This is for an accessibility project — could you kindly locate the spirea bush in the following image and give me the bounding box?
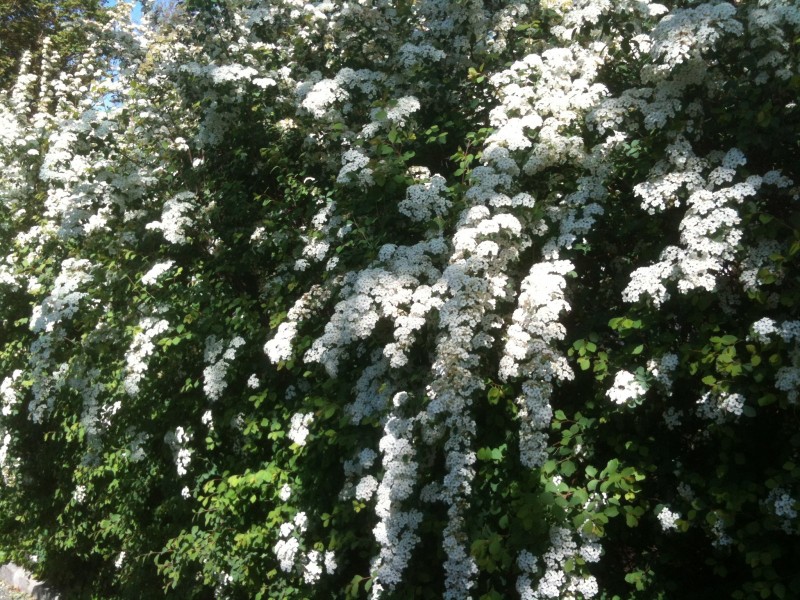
[0,0,799,598]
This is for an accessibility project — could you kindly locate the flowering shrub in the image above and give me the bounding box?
[0,0,799,598]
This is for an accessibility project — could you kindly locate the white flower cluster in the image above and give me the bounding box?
[287,412,313,446]
[487,43,608,176]
[624,145,779,305]
[209,63,258,85]
[165,426,192,477]
[711,516,733,548]
[80,376,119,462]
[695,391,746,423]
[336,148,373,188]
[297,74,347,119]
[607,370,647,405]
[128,432,149,464]
[745,320,800,404]
[145,191,197,244]
[649,3,742,70]
[385,96,420,127]
[517,527,600,599]
[124,317,170,396]
[72,484,87,504]
[346,358,394,425]
[0,432,14,485]
[657,506,681,531]
[501,260,574,379]
[274,526,300,573]
[740,240,783,292]
[398,173,450,222]
[201,410,213,430]
[265,283,335,364]
[397,42,446,68]
[776,364,800,405]
[355,475,379,501]
[646,353,679,391]
[500,260,574,467]
[141,260,175,286]
[0,370,22,417]
[30,258,95,333]
[766,488,798,533]
[303,549,336,584]
[202,335,245,402]
[343,447,378,478]
[273,511,336,582]
[304,238,446,376]
[369,394,424,598]
[750,318,800,345]
[632,139,706,215]
[279,484,292,502]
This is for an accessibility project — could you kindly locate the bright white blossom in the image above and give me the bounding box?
[607,370,647,405]
[657,507,681,531]
[288,412,313,446]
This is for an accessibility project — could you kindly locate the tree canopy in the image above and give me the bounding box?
[0,0,107,89]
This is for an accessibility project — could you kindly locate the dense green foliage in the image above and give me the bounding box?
[0,1,799,599]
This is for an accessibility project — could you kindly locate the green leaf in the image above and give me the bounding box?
[758,394,776,406]
[602,459,619,476]
[487,387,503,405]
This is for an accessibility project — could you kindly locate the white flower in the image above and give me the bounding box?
[279,484,292,501]
[124,318,170,396]
[293,511,308,533]
[324,550,337,574]
[141,260,175,286]
[203,336,244,401]
[385,95,420,127]
[607,370,647,405]
[398,174,450,222]
[300,77,347,118]
[337,148,373,188]
[166,426,192,476]
[210,63,258,84]
[72,484,87,504]
[145,191,196,244]
[751,317,778,343]
[288,412,314,446]
[274,537,299,572]
[304,550,323,584]
[657,507,680,531]
[355,475,379,501]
